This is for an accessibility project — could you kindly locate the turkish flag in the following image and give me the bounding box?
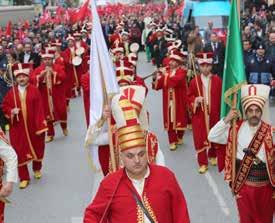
[17,29,25,41]
[5,21,12,37]
[175,2,185,16]
[76,0,90,21]
[24,20,30,30]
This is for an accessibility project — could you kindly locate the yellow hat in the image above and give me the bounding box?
[112,90,146,152]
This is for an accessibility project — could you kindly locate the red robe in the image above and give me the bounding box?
[152,67,188,130]
[162,56,170,67]
[80,72,90,126]
[84,164,190,223]
[75,40,89,76]
[188,74,222,152]
[109,33,121,46]
[62,48,83,98]
[2,85,47,166]
[30,64,67,123]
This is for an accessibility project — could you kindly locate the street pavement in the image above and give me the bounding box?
[6,52,275,223]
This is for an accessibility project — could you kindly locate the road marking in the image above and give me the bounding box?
[71,217,82,223]
[204,172,231,216]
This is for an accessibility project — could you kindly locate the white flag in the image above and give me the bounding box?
[85,0,119,170]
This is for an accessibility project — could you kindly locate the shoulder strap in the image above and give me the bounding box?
[131,191,155,223]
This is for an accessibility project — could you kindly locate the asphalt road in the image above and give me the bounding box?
[6,52,275,223]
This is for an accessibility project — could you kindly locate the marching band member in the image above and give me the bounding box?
[188,52,222,174]
[2,63,47,189]
[152,50,188,151]
[31,48,68,143]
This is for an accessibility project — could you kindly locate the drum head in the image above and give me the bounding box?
[72,56,82,66]
[130,43,140,53]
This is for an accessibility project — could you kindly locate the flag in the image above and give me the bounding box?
[220,0,246,118]
[24,20,30,30]
[76,0,90,21]
[39,10,51,25]
[163,0,169,16]
[175,1,184,16]
[85,0,119,171]
[5,21,12,37]
[17,28,25,41]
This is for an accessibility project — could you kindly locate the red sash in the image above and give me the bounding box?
[233,122,270,194]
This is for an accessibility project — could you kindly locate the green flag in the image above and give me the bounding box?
[220,0,246,118]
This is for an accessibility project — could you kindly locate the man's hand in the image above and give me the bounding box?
[103,105,111,119]
[224,109,238,124]
[271,80,275,87]
[39,70,47,78]
[195,96,204,108]
[11,108,20,115]
[0,182,13,197]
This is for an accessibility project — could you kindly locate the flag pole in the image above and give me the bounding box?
[231,92,237,193]
[100,64,117,173]
[237,0,241,27]
[107,96,117,172]
[232,0,241,194]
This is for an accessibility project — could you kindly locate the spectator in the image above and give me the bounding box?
[265,32,275,59]
[187,25,203,55]
[246,42,274,85]
[0,46,8,67]
[18,42,40,68]
[204,21,214,43]
[204,32,225,78]
[243,39,254,65]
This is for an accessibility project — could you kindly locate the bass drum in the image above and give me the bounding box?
[130,42,140,53]
[72,56,82,66]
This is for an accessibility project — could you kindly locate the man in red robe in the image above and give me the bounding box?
[188,52,222,174]
[84,97,189,223]
[152,50,188,150]
[31,49,67,143]
[208,84,275,223]
[2,63,48,189]
[62,36,82,100]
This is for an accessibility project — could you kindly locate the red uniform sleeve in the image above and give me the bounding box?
[166,69,187,88]
[53,65,66,85]
[187,78,198,114]
[83,181,111,223]
[30,66,44,87]
[169,173,190,223]
[61,50,71,65]
[152,73,165,90]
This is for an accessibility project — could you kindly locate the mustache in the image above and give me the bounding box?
[249,116,260,121]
